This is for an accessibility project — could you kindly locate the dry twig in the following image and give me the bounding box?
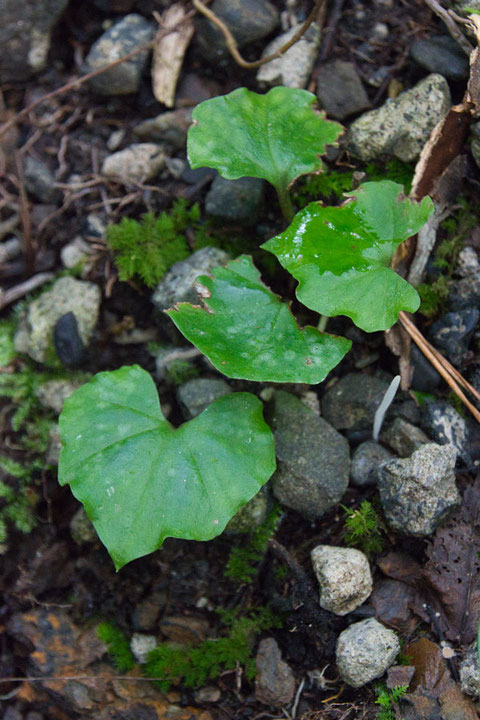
[192,0,325,69]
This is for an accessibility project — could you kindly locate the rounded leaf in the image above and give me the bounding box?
[187,87,343,192]
[58,366,275,569]
[263,181,433,332]
[166,255,351,383]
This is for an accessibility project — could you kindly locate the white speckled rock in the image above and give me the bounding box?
[13,277,100,364]
[130,633,157,664]
[257,23,321,89]
[311,545,372,615]
[336,618,400,687]
[348,74,451,161]
[102,144,165,183]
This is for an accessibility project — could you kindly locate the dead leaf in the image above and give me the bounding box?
[152,3,195,107]
[386,664,415,689]
[371,579,419,634]
[422,477,480,644]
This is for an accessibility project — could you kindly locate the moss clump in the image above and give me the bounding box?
[97,622,136,672]
[224,504,283,584]
[144,606,282,691]
[375,684,408,720]
[342,499,384,557]
[106,199,204,287]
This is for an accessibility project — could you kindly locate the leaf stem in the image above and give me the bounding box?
[276,185,295,223]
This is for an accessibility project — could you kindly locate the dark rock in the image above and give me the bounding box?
[54,312,86,367]
[420,400,470,463]
[350,440,394,486]
[410,343,441,392]
[3,708,22,720]
[255,637,295,705]
[131,591,167,632]
[134,108,193,150]
[321,373,390,431]
[205,176,264,224]
[378,443,460,536]
[270,391,350,519]
[0,0,69,82]
[316,60,371,120]
[447,274,480,311]
[175,72,222,108]
[177,378,232,419]
[429,308,479,367]
[411,35,469,81]
[196,0,279,62]
[152,247,230,312]
[24,157,59,203]
[83,14,155,95]
[181,164,216,185]
[382,417,430,457]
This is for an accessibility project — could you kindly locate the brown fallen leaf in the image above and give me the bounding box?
[422,477,480,644]
[152,3,195,107]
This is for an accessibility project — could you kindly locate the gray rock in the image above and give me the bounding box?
[152,246,230,311]
[205,176,264,225]
[316,60,370,120]
[134,108,193,151]
[177,377,232,419]
[447,274,480,311]
[371,22,389,42]
[420,401,469,463]
[457,247,480,277]
[411,35,469,81]
[348,74,451,162]
[270,391,350,519]
[196,0,279,62]
[336,618,400,688]
[471,121,480,170]
[257,23,321,89]
[102,143,165,183]
[83,14,155,95]
[24,157,59,203]
[36,379,83,414]
[225,486,269,534]
[14,277,100,364]
[311,546,372,615]
[130,633,157,664]
[321,373,390,432]
[410,343,441,392]
[382,417,430,457]
[255,637,295,705]
[378,443,460,536]
[69,506,98,545]
[460,641,479,698]
[0,0,69,82]
[46,425,61,466]
[429,308,479,367]
[350,440,394,486]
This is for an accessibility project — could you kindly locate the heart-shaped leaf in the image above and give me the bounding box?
[187,87,343,196]
[58,365,275,569]
[166,255,351,383]
[263,181,433,332]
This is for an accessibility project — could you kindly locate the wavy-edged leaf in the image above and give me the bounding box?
[58,365,275,569]
[187,87,343,194]
[166,255,351,383]
[263,181,433,332]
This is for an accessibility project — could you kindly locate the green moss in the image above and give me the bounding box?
[97,621,136,672]
[224,504,283,583]
[144,605,282,691]
[417,275,449,318]
[0,319,16,366]
[375,684,408,719]
[342,499,384,557]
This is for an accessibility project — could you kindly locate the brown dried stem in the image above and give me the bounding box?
[398,311,480,424]
[192,0,325,69]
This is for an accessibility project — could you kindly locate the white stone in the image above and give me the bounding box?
[457,247,480,277]
[102,143,165,183]
[130,633,157,664]
[336,618,400,688]
[257,23,321,89]
[311,545,372,615]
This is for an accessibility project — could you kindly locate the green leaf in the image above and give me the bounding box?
[187,87,343,195]
[58,366,275,570]
[263,181,433,332]
[166,255,351,383]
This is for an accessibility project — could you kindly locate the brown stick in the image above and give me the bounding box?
[0,9,196,141]
[192,0,325,69]
[14,151,34,276]
[398,311,480,424]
